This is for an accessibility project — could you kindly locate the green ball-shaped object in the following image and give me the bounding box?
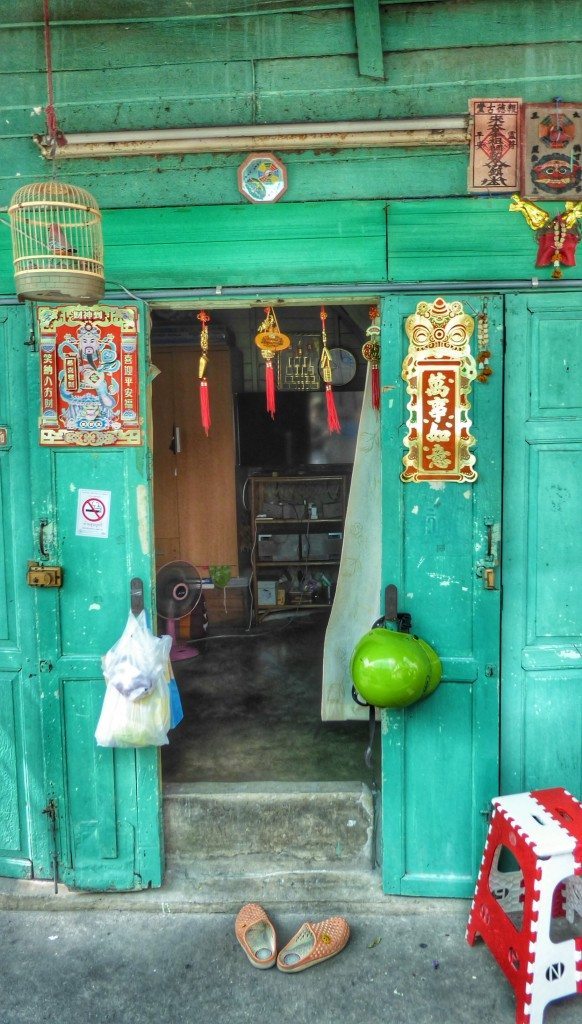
[350,628,432,708]
[415,637,442,698]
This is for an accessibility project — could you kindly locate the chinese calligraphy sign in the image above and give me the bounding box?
[468,98,520,193]
[401,297,477,483]
[36,304,141,447]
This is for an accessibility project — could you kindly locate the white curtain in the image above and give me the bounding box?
[321,367,382,721]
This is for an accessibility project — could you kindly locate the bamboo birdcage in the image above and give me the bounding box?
[8,181,104,303]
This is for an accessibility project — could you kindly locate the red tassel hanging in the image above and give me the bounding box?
[371,364,380,410]
[319,306,341,434]
[200,378,211,435]
[363,305,381,411]
[197,310,211,435]
[265,360,276,417]
[325,384,341,432]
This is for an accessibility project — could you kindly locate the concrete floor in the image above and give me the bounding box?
[161,612,378,785]
[3,907,581,1024]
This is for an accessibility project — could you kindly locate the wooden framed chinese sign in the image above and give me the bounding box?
[468,98,520,193]
[37,305,141,446]
[401,297,477,483]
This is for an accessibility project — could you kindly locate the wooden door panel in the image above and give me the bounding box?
[0,308,49,881]
[152,344,239,575]
[502,294,582,798]
[381,293,503,897]
[30,302,163,891]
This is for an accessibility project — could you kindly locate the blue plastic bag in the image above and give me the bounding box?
[168,676,184,729]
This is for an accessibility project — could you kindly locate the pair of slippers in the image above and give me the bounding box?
[235,903,349,973]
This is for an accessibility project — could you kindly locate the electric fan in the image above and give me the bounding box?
[156,560,203,661]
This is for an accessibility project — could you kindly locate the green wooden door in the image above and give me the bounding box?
[0,306,51,879]
[502,292,582,799]
[380,293,503,896]
[28,301,162,891]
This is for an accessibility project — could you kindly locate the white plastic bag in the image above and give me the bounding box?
[95,611,172,747]
[102,611,167,701]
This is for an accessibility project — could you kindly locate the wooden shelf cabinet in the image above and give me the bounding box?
[250,474,347,619]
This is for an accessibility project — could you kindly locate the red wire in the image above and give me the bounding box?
[43,0,62,142]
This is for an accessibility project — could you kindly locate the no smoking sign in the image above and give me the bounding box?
[76,488,111,539]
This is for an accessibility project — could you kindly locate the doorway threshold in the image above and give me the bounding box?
[163,779,380,911]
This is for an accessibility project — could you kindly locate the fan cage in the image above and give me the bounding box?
[8,181,105,303]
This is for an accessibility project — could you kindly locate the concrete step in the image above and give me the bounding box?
[163,781,375,872]
[162,780,378,909]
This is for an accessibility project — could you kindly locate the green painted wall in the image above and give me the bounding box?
[1,197,575,296]
[1,1,580,210]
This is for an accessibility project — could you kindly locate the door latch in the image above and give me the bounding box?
[42,798,59,894]
[476,520,500,589]
[27,561,63,587]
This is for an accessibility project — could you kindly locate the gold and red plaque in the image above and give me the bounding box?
[36,305,141,447]
[401,297,477,483]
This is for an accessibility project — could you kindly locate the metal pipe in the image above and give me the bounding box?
[119,279,582,304]
[1,278,580,306]
[35,116,469,159]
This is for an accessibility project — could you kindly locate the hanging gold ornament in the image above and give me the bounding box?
[476,308,492,383]
[510,194,581,279]
[362,305,381,410]
[319,306,341,433]
[254,307,290,417]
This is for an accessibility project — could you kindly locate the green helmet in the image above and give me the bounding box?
[350,628,440,709]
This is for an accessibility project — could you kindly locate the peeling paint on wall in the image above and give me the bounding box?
[136,484,150,555]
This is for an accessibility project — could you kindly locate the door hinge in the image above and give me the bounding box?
[42,798,59,894]
[24,326,37,351]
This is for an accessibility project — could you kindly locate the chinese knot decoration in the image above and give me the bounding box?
[319,306,341,433]
[401,297,477,483]
[197,310,211,435]
[509,194,582,278]
[254,307,290,417]
[476,309,492,383]
[362,305,381,410]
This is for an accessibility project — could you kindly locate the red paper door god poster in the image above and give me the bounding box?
[36,305,141,447]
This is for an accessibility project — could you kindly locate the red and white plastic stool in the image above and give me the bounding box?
[466,787,582,1024]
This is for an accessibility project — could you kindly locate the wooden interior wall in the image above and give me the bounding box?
[1,1,580,211]
[151,344,239,578]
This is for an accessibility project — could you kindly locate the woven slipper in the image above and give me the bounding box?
[235,903,277,969]
[276,916,349,972]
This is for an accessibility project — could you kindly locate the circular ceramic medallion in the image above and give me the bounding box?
[238,152,288,203]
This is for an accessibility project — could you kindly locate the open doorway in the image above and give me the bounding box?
[150,303,378,784]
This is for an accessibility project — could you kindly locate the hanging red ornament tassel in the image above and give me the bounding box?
[254,307,291,418]
[265,359,276,416]
[362,305,381,411]
[319,306,341,433]
[197,310,211,435]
